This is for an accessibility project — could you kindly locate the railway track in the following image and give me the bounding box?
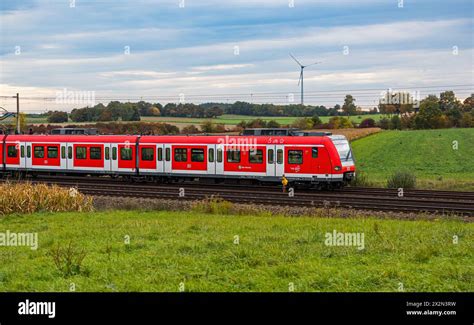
[2,175,473,216]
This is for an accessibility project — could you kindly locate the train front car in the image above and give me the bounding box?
[328,135,356,185]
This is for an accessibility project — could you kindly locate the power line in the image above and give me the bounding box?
[7,86,472,102]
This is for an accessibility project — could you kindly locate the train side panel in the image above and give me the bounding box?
[171,144,207,173]
[223,145,267,175]
[1,134,353,185]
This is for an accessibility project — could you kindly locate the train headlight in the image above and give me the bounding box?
[334,166,342,171]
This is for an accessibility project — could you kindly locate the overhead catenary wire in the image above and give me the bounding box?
[2,84,471,102]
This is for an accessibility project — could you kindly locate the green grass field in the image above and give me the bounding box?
[351,128,474,190]
[0,210,472,292]
[140,114,382,126]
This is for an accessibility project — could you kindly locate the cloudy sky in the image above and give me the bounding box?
[0,0,473,112]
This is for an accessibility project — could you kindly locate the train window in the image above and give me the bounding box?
[61,146,66,159]
[112,147,117,160]
[34,146,44,158]
[268,149,274,164]
[209,148,215,163]
[165,148,170,161]
[277,149,283,164]
[227,150,240,163]
[141,148,154,161]
[191,148,204,162]
[27,146,31,158]
[90,147,102,160]
[105,147,110,160]
[76,146,87,159]
[7,145,17,158]
[249,149,263,164]
[120,148,133,160]
[288,150,303,164]
[174,148,187,162]
[48,146,58,158]
[68,147,73,159]
[20,145,25,158]
[312,147,319,158]
[158,148,163,161]
[217,148,223,162]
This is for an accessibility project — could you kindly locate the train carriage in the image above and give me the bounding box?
[1,133,355,187]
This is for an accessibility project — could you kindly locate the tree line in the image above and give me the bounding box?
[47,98,374,123]
[376,91,473,129]
[44,91,473,130]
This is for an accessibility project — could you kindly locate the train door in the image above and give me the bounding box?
[18,142,26,169]
[59,143,67,170]
[5,141,21,169]
[111,143,118,172]
[66,143,73,170]
[163,144,172,173]
[266,145,275,177]
[215,143,224,175]
[275,145,284,177]
[103,143,112,172]
[25,142,32,169]
[156,144,164,173]
[207,144,216,174]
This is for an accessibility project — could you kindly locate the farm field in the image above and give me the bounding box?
[142,114,383,126]
[0,210,472,292]
[1,114,383,128]
[351,128,474,190]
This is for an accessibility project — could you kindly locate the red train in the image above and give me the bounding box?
[0,133,355,188]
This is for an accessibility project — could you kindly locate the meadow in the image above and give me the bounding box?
[0,210,472,292]
[142,114,383,127]
[351,128,474,190]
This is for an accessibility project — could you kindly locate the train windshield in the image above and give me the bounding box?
[329,136,354,163]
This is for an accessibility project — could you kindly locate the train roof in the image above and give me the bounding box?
[4,134,337,145]
[140,135,334,145]
[3,135,137,143]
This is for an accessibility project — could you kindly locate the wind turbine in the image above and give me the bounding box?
[290,53,321,105]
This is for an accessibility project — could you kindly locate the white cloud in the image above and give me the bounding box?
[192,64,254,71]
[0,13,472,112]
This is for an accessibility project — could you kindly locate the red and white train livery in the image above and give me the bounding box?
[0,134,355,187]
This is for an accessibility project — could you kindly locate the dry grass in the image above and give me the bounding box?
[0,182,93,215]
[50,241,88,277]
[191,196,234,214]
[319,128,382,141]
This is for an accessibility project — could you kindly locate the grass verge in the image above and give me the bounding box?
[351,128,474,190]
[0,209,472,292]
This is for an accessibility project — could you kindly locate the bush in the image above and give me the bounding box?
[386,171,417,189]
[390,116,402,130]
[214,124,227,133]
[181,125,200,134]
[47,111,68,123]
[192,196,233,214]
[291,117,314,129]
[378,118,390,129]
[50,241,87,277]
[266,120,281,128]
[0,182,93,215]
[359,118,375,128]
[328,116,353,129]
[350,171,373,187]
[459,112,473,127]
[311,115,322,127]
[400,115,414,129]
[201,120,215,133]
